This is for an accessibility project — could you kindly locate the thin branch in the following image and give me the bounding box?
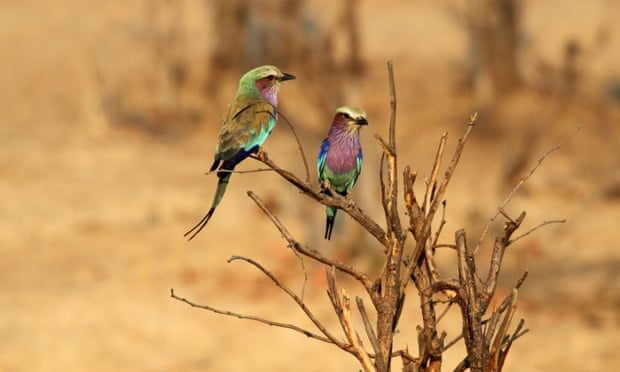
[375,133,402,240]
[375,134,396,157]
[497,330,529,372]
[278,110,311,183]
[206,168,276,175]
[325,267,345,329]
[475,126,580,253]
[248,191,373,293]
[392,349,418,362]
[226,256,347,349]
[484,303,502,346]
[377,136,392,237]
[506,319,528,346]
[403,166,423,239]
[490,289,519,370]
[436,300,454,325]
[387,60,397,148]
[495,271,529,316]
[484,272,529,344]
[481,211,525,309]
[357,296,382,358]
[453,357,469,372]
[425,199,447,283]
[427,279,461,296]
[377,135,403,258]
[404,113,477,293]
[325,267,343,323]
[289,240,309,301]
[416,325,428,366]
[424,132,448,214]
[498,208,514,222]
[431,200,448,249]
[326,267,375,371]
[515,270,529,289]
[456,229,478,313]
[392,348,419,371]
[443,332,464,351]
[342,291,375,372]
[495,319,530,372]
[509,325,530,344]
[378,59,404,242]
[218,170,308,298]
[434,243,457,250]
[170,288,332,344]
[510,219,566,243]
[250,152,389,247]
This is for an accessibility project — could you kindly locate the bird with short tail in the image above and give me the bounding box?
[185,65,295,240]
[317,106,368,240]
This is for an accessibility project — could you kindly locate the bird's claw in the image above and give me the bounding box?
[320,180,334,195]
[256,147,268,161]
[345,195,355,208]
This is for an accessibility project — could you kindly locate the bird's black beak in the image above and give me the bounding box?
[279,72,296,81]
[356,117,368,125]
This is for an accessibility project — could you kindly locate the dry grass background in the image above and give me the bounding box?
[1,0,619,371]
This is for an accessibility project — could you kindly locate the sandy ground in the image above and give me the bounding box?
[1,0,619,371]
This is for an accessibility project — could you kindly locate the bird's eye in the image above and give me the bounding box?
[342,113,351,119]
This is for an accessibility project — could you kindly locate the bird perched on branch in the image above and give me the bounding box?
[317,106,368,240]
[185,65,295,240]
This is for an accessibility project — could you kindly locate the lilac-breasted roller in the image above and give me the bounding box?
[185,65,295,240]
[317,106,368,240]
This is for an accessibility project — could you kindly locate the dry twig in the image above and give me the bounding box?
[475,126,580,253]
[170,288,332,344]
[278,110,311,183]
[250,152,389,246]
[248,191,372,290]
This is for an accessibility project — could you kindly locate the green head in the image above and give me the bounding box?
[237,65,296,106]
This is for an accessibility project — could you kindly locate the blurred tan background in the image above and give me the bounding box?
[1,0,619,371]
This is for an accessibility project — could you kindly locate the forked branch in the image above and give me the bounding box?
[475,126,579,253]
[247,191,373,293]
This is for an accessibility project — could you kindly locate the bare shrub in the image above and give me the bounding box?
[172,62,573,372]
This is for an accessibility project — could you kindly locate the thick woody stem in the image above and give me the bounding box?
[373,60,406,372]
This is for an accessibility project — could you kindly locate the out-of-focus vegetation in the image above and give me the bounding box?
[1,0,619,371]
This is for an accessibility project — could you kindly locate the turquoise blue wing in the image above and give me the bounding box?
[317,138,329,181]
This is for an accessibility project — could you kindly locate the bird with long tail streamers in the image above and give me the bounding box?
[185,65,295,240]
[317,106,368,240]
